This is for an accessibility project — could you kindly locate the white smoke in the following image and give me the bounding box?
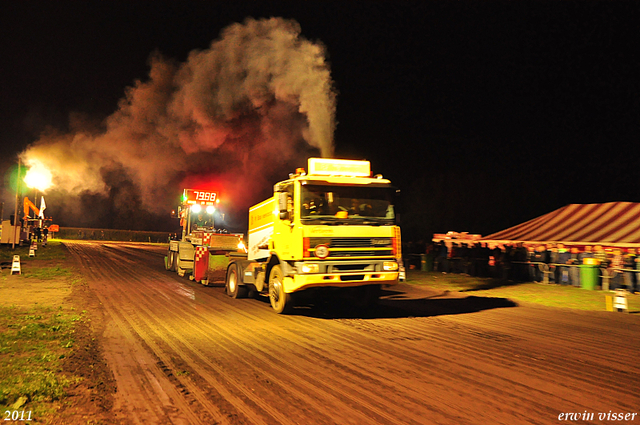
[20,17,336,218]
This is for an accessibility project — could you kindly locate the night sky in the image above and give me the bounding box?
[1,2,638,241]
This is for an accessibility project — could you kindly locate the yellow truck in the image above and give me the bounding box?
[226,158,402,313]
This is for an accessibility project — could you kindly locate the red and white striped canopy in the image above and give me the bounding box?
[482,202,640,247]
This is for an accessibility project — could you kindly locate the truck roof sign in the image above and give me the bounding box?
[183,189,218,206]
[307,158,371,177]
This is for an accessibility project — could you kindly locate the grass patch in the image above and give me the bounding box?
[23,265,72,280]
[0,240,66,262]
[406,271,640,312]
[0,305,82,417]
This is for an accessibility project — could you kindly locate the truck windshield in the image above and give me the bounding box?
[300,183,396,223]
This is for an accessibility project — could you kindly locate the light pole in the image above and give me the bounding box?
[12,159,19,249]
[21,160,53,248]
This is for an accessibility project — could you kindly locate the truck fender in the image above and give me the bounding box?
[264,254,282,282]
[264,255,296,289]
[227,258,254,287]
[169,240,179,252]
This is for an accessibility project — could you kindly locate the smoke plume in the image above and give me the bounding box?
[20,17,336,230]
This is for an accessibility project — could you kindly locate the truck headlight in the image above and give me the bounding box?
[383,261,399,271]
[301,263,319,273]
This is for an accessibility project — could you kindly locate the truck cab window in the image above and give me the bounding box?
[301,183,396,222]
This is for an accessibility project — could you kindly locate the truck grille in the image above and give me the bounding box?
[307,237,393,258]
[308,237,392,248]
[320,249,393,257]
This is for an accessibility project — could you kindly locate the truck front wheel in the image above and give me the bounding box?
[269,265,292,314]
[226,263,247,299]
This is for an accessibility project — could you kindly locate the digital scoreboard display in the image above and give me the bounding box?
[183,189,218,206]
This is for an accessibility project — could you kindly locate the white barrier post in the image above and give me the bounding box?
[613,288,629,313]
[10,255,21,275]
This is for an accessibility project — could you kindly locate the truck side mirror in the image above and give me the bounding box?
[278,192,289,220]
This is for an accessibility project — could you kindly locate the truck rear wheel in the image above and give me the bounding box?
[226,263,247,299]
[167,251,177,272]
[175,254,182,274]
[165,250,172,271]
[269,265,292,314]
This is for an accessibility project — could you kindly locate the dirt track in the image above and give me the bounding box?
[65,241,640,425]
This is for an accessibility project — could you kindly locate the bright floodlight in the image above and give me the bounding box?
[206,206,215,214]
[24,161,53,191]
[191,204,202,213]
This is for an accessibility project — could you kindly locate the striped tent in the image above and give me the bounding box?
[481,202,640,248]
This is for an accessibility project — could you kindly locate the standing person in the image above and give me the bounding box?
[469,243,480,276]
[515,243,528,281]
[35,226,42,243]
[568,247,581,287]
[435,241,448,273]
[623,248,636,293]
[532,245,548,283]
[579,246,595,263]
[449,243,459,273]
[480,243,491,277]
[594,245,608,267]
[634,249,640,294]
[42,227,49,246]
[546,244,557,283]
[502,244,513,281]
[610,249,624,290]
[489,245,502,279]
[557,244,571,285]
[527,245,537,282]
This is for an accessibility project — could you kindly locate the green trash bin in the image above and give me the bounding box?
[420,254,428,271]
[421,254,434,272]
[579,263,599,290]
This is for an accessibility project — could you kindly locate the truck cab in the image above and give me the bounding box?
[228,158,402,313]
[166,189,244,285]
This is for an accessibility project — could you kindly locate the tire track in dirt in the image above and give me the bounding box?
[116,282,443,425]
[65,241,640,425]
[363,313,638,403]
[67,242,218,424]
[74,242,359,424]
[89,243,437,425]
[70,242,476,424]
[74,240,624,422]
[68,242,274,425]
[331,311,637,414]
[182,270,636,422]
[145,274,568,420]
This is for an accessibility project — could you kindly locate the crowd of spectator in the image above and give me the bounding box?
[404,240,640,294]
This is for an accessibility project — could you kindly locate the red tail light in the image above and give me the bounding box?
[303,237,310,257]
[392,227,402,258]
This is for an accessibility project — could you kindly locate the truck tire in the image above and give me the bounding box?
[171,251,178,272]
[269,265,292,314]
[166,251,177,272]
[226,263,248,299]
[175,254,181,272]
[165,250,172,271]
